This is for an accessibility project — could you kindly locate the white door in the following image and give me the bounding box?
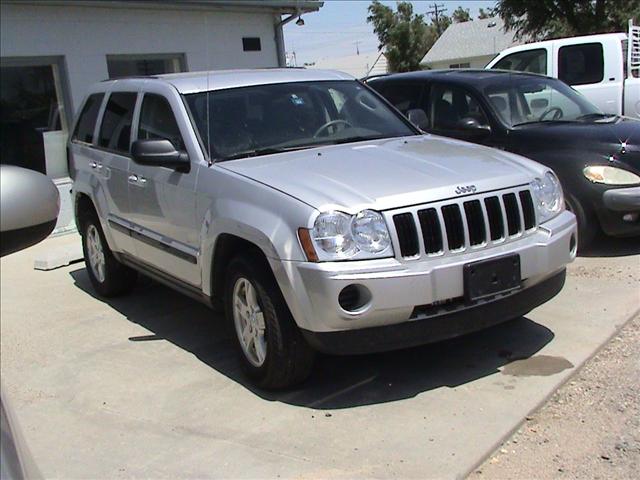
[554,40,624,115]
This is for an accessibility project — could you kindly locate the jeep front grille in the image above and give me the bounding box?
[388,187,537,260]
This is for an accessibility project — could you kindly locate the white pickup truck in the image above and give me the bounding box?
[486,20,640,119]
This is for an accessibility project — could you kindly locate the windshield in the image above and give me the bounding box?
[184,80,417,160]
[483,77,605,127]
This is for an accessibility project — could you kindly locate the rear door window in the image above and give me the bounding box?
[72,93,104,144]
[137,94,185,151]
[378,83,424,114]
[558,43,604,86]
[98,92,137,154]
[493,49,548,75]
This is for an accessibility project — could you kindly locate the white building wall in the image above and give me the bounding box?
[0,2,280,113]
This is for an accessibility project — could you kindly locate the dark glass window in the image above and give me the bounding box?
[429,84,489,131]
[242,37,262,52]
[98,92,137,154]
[493,49,548,75]
[138,94,185,151]
[378,83,423,114]
[73,93,104,144]
[558,43,604,86]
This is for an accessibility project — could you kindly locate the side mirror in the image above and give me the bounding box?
[457,117,492,136]
[0,165,59,257]
[131,139,189,171]
[406,108,429,131]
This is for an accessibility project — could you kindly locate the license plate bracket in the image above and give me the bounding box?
[464,254,521,302]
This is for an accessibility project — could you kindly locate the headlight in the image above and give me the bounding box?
[583,166,640,185]
[306,210,393,261]
[530,171,564,223]
[351,210,391,253]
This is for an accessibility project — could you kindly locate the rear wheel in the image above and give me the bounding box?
[565,194,597,251]
[225,253,315,389]
[81,213,137,297]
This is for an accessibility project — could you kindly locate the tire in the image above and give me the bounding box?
[224,253,315,389]
[564,193,597,251]
[81,212,137,297]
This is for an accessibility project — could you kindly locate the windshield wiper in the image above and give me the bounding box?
[219,145,318,161]
[576,113,616,121]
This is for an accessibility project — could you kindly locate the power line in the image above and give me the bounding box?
[427,3,448,35]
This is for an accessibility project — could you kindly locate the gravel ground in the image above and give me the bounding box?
[471,313,640,479]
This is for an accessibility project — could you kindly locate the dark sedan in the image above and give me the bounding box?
[367,70,640,248]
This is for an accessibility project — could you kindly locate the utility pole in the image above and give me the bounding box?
[427,3,448,35]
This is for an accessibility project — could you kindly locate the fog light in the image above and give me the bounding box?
[622,212,639,223]
[338,284,371,313]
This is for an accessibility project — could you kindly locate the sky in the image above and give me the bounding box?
[284,1,497,66]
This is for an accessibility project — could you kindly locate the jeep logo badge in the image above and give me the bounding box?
[455,185,477,195]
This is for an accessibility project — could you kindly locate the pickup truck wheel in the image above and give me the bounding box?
[225,254,315,389]
[81,215,137,297]
[565,194,597,251]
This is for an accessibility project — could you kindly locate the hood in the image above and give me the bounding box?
[219,135,544,211]
[512,116,640,171]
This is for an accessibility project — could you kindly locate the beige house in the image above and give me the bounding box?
[422,17,523,70]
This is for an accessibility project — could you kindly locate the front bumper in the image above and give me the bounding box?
[302,269,566,355]
[273,210,577,340]
[596,186,640,236]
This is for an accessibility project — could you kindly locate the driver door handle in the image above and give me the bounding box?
[128,174,139,184]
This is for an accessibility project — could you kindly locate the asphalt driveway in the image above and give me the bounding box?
[1,234,638,479]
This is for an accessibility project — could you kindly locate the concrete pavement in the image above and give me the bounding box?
[1,234,638,479]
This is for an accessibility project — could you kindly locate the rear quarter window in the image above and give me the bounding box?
[72,93,104,144]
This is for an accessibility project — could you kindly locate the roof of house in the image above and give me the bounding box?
[422,17,522,65]
[312,50,387,78]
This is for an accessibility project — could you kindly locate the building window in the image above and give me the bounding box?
[0,56,71,177]
[449,63,471,69]
[106,54,186,79]
[558,43,604,86]
[242,37,262,52]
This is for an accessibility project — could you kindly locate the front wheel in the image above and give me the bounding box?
[225,253,315,389]
[81,214,137,297]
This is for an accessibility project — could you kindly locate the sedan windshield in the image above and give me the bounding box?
[184,81,417,160]
[483,77,605,127]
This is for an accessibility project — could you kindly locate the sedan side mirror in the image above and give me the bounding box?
[457,117,492,136]
[406,108,429,131]
[131,139,190,171]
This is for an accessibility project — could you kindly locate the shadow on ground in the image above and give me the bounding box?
[579,232,640,258]
[71,267,556,410]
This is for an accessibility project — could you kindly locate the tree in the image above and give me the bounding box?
[478,7,494,20]
[367,1,431,72]
[495,0,640,41]
[452,6,471,23]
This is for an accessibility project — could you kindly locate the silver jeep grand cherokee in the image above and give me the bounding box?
[69,69,577,388]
